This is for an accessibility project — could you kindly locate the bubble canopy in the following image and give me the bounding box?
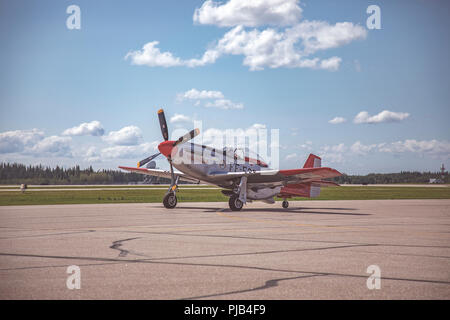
[226,147,268,167]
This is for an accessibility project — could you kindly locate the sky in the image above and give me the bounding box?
[0,0,449,175]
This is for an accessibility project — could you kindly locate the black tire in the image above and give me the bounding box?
[282,200,289,209]
[229,195,243,211]
[163,192,177,209]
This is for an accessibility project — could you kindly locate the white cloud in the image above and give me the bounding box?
[205,99,244,109]
[126,3,367,72]
[177,88,244,109]
[354,110,410,124]
[349,139,450,159]
[328,116,346,124]
[350,141,379,155]
[125,41,220,68]
[320,57,341,71]
[177,88,224,101]
[285,152,298,160]
[125,41,183,67]
[320,152,345,164]
[62,120,104,136]
[0,129,72,157]
[0,129,44,153]
[30,136,72,157]
[294,138,450,167]
[299,140,313,150]
[100,141,159,160]
[170,113,192,123]
[102,126,143,146]
[332,143,346,153]
[290,21,367,55]
[193,0,303,27]
[319,143,347,163]
[379,139,450,157]
[212,23,365,71]
[321,143,346,153]
[224,21,366,71]
[83,146,101,162]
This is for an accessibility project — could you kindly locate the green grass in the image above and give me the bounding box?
[0,189,228,206]
[0,186,449,206]
[291,186,450,201]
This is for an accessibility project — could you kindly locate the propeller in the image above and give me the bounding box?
[137,108,200,190]
[173,128,200,147]
[137,152,161,168]
[158,108,169,141]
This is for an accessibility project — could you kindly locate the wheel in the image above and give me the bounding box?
[229,195,243,211]
[163,192,177,209]
[282,200,289,209]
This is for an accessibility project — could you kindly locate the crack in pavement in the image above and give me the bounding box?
[109,237,140,257]
[181,274,326,300]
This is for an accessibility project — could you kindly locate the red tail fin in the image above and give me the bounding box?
[303,154,321,168]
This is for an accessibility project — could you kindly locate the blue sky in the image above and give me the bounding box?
[0,0,449,174]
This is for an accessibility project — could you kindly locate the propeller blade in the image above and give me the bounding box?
[173,128,200,147]
[158,108,169,141]
[137,152,161,168]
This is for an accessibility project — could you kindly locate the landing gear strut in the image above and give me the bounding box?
[282,200,289,209]
[163,175,179,209]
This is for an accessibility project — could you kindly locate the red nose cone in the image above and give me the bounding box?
[158,140,176,157]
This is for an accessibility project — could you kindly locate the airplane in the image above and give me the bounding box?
[119,109,342,211]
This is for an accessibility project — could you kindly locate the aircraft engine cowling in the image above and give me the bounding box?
[247,187,281,200]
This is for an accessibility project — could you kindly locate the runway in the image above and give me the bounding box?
[0,200,449,299]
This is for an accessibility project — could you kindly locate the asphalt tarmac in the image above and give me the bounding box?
[0,199,449,299]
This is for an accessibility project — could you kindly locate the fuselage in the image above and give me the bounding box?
[162,142,267,188]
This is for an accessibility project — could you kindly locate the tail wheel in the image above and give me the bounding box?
[229,195,243,211]
[163,192,177,209]
[282,200,289,209]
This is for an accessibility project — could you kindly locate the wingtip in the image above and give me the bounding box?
[158,108,164,114]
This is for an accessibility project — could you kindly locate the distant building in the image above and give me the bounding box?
[429,164,447,184]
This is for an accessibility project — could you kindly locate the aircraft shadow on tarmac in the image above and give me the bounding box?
[175,206,371,216]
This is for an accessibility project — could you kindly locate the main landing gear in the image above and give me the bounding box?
[229,194,244,211]
[228,176,247,211]
[282,199,289,209]
[163,192,177,209]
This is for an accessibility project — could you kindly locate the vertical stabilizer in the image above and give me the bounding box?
[303,154,321,168]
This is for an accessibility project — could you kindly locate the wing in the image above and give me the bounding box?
[118,166,201,184]
[206,167,341,186]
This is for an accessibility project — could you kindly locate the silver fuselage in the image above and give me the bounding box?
[170,142,266,188]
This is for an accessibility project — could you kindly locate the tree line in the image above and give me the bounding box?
[332,171,448,184]
[0,162,447,185]
[0,162,172,185]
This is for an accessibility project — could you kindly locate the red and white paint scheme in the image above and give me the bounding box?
[119,109,341,211]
